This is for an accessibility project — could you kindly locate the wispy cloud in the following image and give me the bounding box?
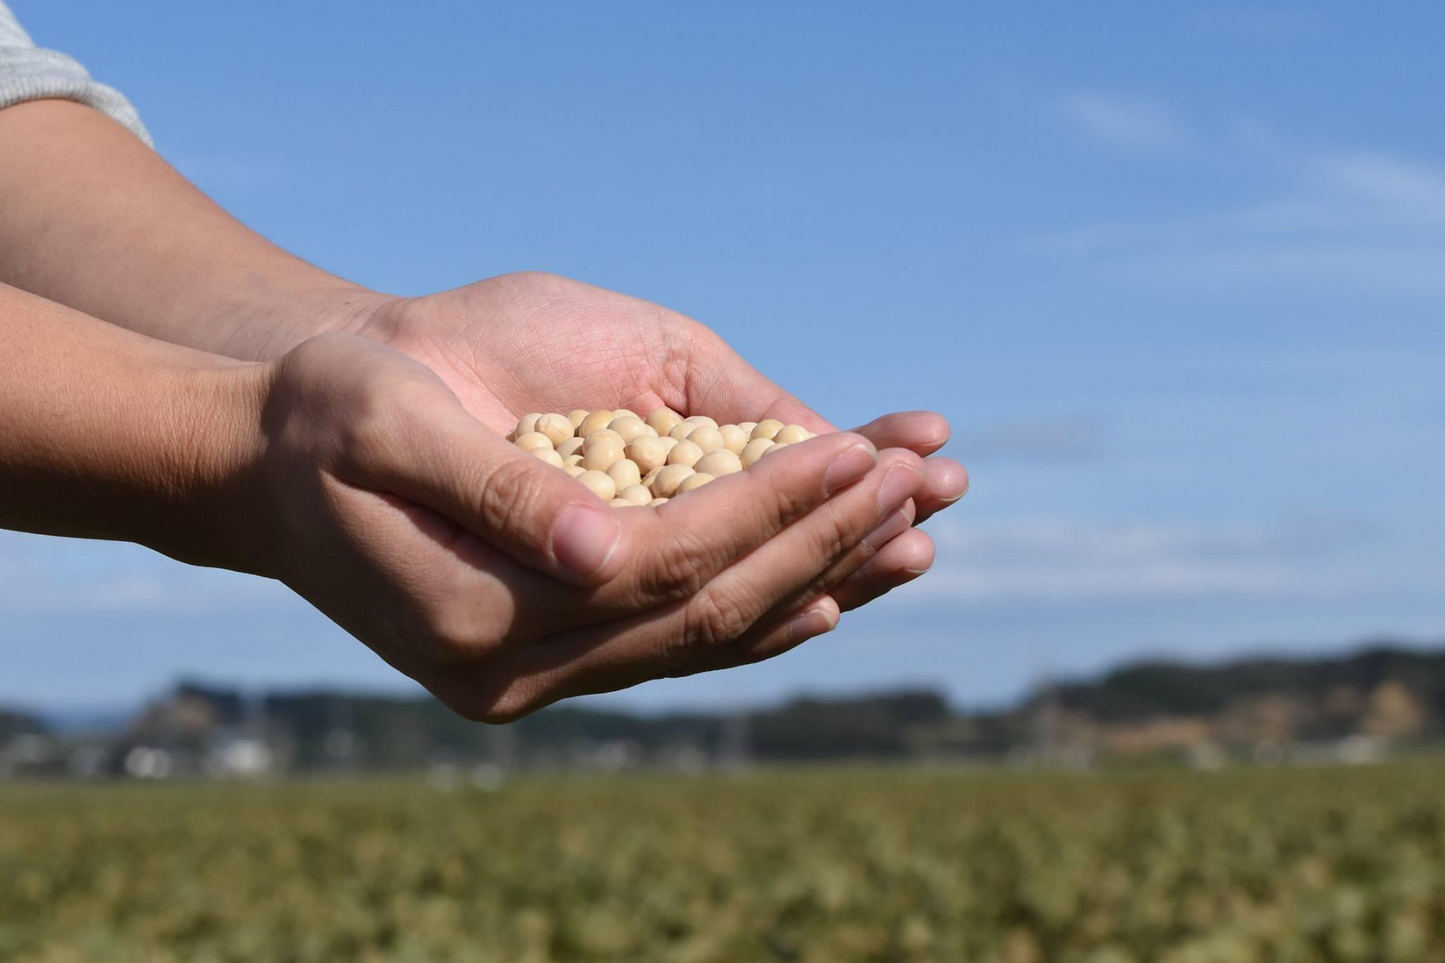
[953,416,1109,463]
[0,532,285,618]
[903,514,1395,604]
[1034,105,1445,297]
[1058,92,1190,151]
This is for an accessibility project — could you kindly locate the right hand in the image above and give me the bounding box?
[241,333,925,721]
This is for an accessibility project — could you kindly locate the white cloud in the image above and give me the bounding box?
[1058,92,1189,151]
[0,531,286,618]
[953,416,1109,463]
[900,514,1396,604]
[1312,152,1445,217]
[1031,110,1445,296]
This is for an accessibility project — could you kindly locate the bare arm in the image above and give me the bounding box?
[0,99,380,360]
[0,280,260,567]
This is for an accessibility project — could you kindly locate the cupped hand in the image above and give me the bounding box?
[249,333,927,719]
[351,271,968,611]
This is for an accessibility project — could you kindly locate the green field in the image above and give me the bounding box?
[2,764,1444,962]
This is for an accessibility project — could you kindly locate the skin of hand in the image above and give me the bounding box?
[342,271,970,614]
[249,333,930,719]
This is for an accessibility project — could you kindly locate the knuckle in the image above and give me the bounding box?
[886,448,927,475]
[474,457,550,538]
[638,529,717,601]
[445,681,535,724]
[684,588,755,650]
[811,506,857,561]
[424,611,487,665]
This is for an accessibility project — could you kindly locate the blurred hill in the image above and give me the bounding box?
[0,708,45,740]
[5,640,1445,777]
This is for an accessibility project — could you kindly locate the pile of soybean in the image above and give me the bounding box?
[510,408,816,507]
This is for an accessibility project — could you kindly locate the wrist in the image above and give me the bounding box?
[210,282,402,362]
[137,359,275,576]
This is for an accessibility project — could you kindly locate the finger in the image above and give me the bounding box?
[670,526,936,680]
[364,388,635,588]
[281,482,518,678]
[847,412,967,522]
[437,450,925,719]
[276,333,632,588]
[849,411,952,457]
[665,595,842,678]
[660,501,923,679]
[605,431,878,608]
[827,527,936,612]
[914,457,969,523]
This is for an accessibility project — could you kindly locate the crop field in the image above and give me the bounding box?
[2,764,1445,962]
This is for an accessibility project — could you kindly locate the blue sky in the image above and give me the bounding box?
[3,2,1443,713]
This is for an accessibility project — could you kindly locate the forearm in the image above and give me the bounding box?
[0,99,387,361]
[0,281,265,570]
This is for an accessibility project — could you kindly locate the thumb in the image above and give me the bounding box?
[366,400,631,586]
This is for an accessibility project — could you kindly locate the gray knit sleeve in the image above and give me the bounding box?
[0,2,152,146]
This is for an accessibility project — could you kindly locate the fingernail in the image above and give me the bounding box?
[824,444,877,495]
[876,464,922,514]
[862,506,914,554]
[787,607,837,643]
[551,504,622,582]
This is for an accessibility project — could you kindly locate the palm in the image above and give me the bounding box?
[363,270,967,538]
[373,273,696,432]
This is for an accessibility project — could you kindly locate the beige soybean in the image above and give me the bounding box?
[576,470,617,501]
[750,419,784,441]
[606,415,650,443]
[740,438,775,467]
[584,428,625,447]
[764,441,790,456]
[516,412,544,437]
[658,436,679,452]
[567,408,590,428]
[556,437,585,458]
[694,449,743,477]
[535,414,574,446]
[627,435,668,474]
[582,436,625,471]
[738,422,758,434]
[682,415,718,430]
[685,425,725,453]
[646,407,683,435]
[515,431,553,453]
[608,498,635,508]
[612,408,639,421]
[774,424,812,444]
[564,464,585,478]
[619,484,652,505]
[532,448,565,468]
[578,410,615,437]
[667,440,704,468]
[641,466,662,489]
[563,453,584,468]
[719,424,750,454]
[650,496,669,505]
[607,458,642,490]
[677,472,715,493]
[668,422,695,442]
[651,464,695,497]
